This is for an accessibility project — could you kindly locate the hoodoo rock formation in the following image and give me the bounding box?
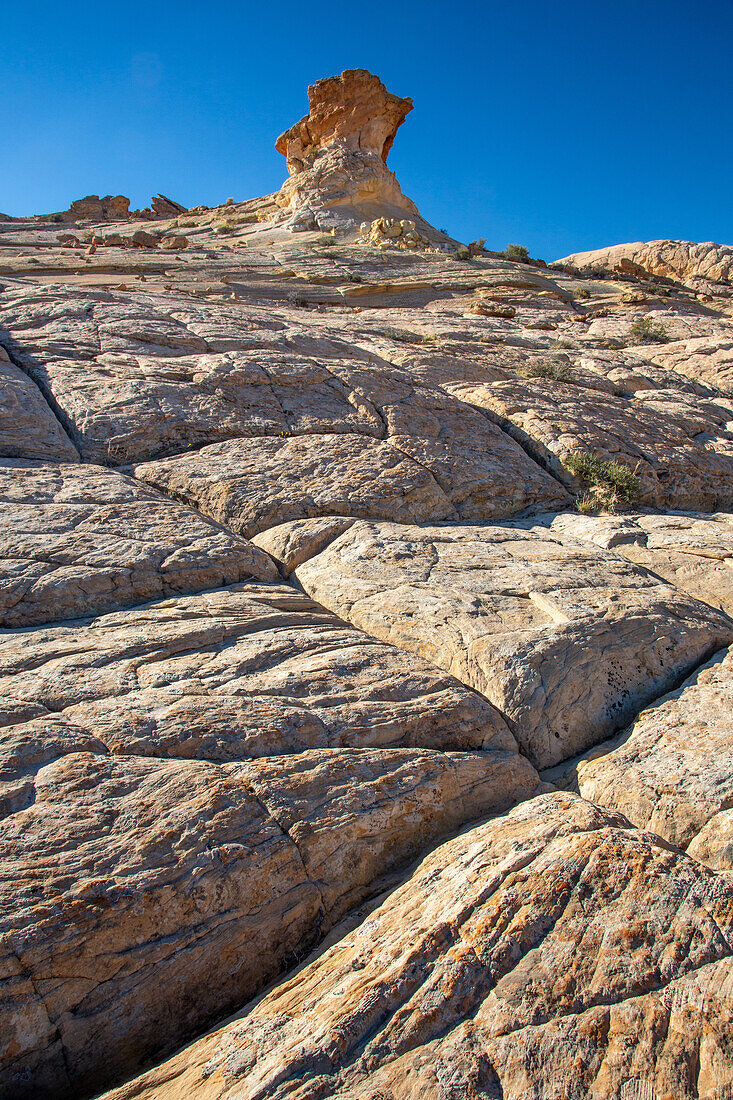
[1,69,733,1100]
[274,69,447,242]
[275,69,414,171]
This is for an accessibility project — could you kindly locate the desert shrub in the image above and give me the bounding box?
[451,246,471,261]
[576,287,591,299]
[383,326,436,345]
[517,360,575,383]
[628,316,669,343]
[564,450,640,514]
[501,244,531,263]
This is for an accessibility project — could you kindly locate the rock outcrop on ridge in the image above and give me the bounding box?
[2,68,733,1100]
[273,69,449,241]
[559,238,733,289]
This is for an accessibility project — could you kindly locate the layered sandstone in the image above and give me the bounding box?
[273,69,447,240]
[3,67,733,1100]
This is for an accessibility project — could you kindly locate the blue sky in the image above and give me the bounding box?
[4,0,732,258]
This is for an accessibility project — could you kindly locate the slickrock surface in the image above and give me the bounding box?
[0,585,514,763]
[544,509,733,614]
[1,747,535,1098]
[0,460,278,626]
[288,518,733,766]
[0,585,536,1096]
[101,793,733,1100]
[0,346,78,462]
[560,238,733,287]
[554,648,733,869]
[448,374,733,510]
[3,67,733,1100]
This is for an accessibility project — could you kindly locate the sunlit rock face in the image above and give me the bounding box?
[274,69,449,242]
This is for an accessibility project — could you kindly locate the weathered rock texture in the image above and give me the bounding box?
[560,238,733,285]
[543,509,733,615]
[100,794,733,1100]
[0,584,536,1097]
[557,647,733,870]
[0,460,278,626]
[0,346,78,462]
[287,518,733,767]
[3,68,733,1100]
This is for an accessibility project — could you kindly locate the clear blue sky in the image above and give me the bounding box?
[4,0,732,259]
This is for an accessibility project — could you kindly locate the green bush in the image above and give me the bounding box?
[628,316,669,343]
[564,450,640,514]
[383,326,436,345]
[517,361,575,383]
[501,244,531,263]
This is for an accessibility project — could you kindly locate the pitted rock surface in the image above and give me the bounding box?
[99,794,733,1100]
[288,518,733,767]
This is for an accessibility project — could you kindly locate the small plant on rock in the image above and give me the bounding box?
[628,316,669,344]
[517,360,575,383]
[564,450,640,514]
[501,244,531,263]
[383,326,437,345]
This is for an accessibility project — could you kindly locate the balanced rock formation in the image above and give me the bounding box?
[274,69,449,242]
[3,69,733,1100]
[275,69,413,172]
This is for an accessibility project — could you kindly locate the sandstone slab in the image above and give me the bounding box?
[448,374,733,511]
[100,793,733,1100]
[0,744,536,1099]
[0,347,78,462]
[0,582,536,1097]
[562,647,733,867]
[545,509,733,615]
[289,519,733,767]
[0,584,515,771]
[0,460,278,626]
[0,285,570,521]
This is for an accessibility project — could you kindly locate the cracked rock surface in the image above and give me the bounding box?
[3,66,733,1100]
[287,518,733,767]
[100,793,733,1100]
[0,460,278,626]
[552,647,733,870]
